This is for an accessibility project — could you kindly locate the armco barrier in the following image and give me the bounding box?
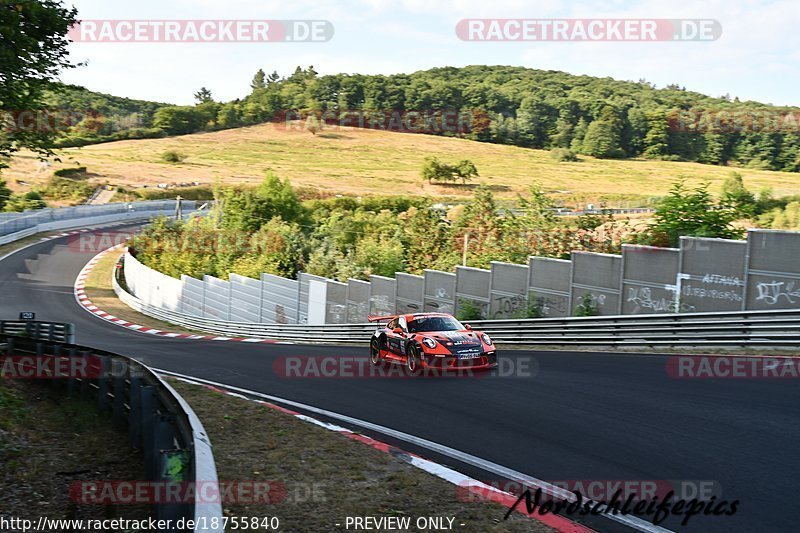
[0,326,223,533]
[112,260,800,348]
[0,200,201,246]
[0,320,75,343]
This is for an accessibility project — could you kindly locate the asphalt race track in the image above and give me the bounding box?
[1,226,797,533]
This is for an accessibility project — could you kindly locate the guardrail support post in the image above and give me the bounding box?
[80,350,91,399]
[156,415,177,457]
[97,357,110,411]
[112,373,126,428]
[128,375,142,448]
[66,347,77,396]
[141,386,156,479]
[51,344,65,392]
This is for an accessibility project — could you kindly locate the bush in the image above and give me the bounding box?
[456,299,484,321]
[161,150,186,163]
[550,148,579,162]
[574,293,599,317]
[137,185,214,201]
[41,175,95,201]
[527,296,545,318]
[4,191,47,212]
[53,166,87,177]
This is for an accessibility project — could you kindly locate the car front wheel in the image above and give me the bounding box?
[406,345,421,375]
[370,338,382,365]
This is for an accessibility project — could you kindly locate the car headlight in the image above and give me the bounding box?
[482,333,493,345]
[422,337,437,349]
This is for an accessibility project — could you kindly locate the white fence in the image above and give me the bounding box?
[120,229,800,325]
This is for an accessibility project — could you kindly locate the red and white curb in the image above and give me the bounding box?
[164,371,595,533]
[74,245,280,344]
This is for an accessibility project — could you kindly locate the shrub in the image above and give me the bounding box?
[161,150,186,163]
[41,175,95,201]
[575,293,599,317]
[137,185,214,201]
[53,166,87,177]
[550,148,579,162]
[456,299,484,321]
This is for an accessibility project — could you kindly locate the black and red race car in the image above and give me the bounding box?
[367,312,497,374]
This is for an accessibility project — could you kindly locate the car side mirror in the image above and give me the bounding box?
[392,327,404,335]
[464,324,472,330]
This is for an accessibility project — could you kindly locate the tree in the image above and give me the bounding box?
[623,107,648,156]
[721,172,756,215]
[581,107,623,158]
[401,205,456,273]
[516,96,553,148]
[153,106,205,135]
[421,157,453,184]
[570,117,588,152]
[0,178,10,210]
[194,87,213,104]
[551,111,574,148]
[221,173,306,233]
[455,185,501,266]
[251,69,266,90]
[643,180,743,247]
[421,157,478,184]
[454,160,479,184]
[216,103,240,129]
[0,0,78,165]
[642,110,670,158]
[699,132,726,165]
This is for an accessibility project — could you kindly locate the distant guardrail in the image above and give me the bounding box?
[0,320,75,343]
[0,200,201,245]
[111,261,800,348]
[0,325,223,533]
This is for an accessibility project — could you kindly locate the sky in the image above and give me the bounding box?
[61,0,800,107]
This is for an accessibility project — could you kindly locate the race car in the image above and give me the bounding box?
[367,312,497,374]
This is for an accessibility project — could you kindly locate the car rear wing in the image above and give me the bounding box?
[367,314,396,323]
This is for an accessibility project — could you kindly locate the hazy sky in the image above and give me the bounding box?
[61,0,799,106]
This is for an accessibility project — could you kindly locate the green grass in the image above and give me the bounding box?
[5,122,799,204]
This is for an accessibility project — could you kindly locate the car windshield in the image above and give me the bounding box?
[407,316,464,333]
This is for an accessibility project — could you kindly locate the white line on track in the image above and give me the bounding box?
[152,367,674,533]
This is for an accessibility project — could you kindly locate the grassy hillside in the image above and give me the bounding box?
[5,122,799,204]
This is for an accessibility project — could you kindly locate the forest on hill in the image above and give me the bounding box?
[46,65,800,172]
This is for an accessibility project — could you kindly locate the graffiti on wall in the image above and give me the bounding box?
[754,280,800,305]
[626,287,690,313]
[491,294,528,319]
[530,294,569,316]
[681,273,743,303]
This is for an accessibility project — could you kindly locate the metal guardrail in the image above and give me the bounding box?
[469,311,800,347]
[112,261,800,348]
[0,320,76,343]
[0,204,207,248]
[0,327,223,532]
[0,200,195,237]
